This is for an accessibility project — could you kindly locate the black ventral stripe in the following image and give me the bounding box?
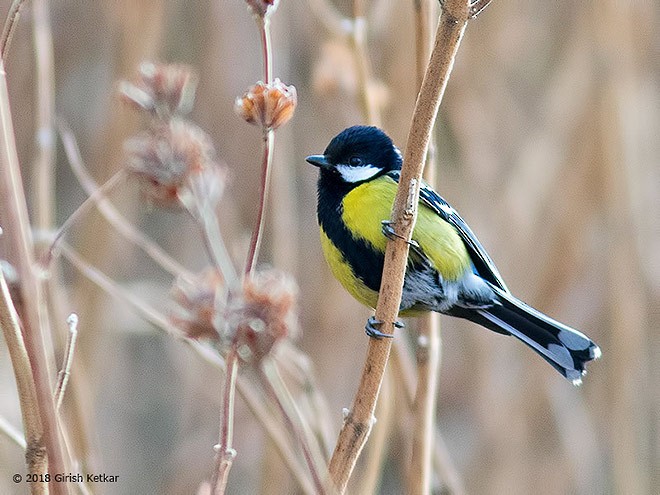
[317,174,385,293]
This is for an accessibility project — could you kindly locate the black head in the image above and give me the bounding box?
[306,126,402,185]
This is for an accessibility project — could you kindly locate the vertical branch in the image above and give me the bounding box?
[244,129,275,275]
[409,1,443,493]
[0,270,46,494]
[31,0,56,229]
[244,17,275,275]
[0,57,68,494]
[211,347,240,495]
[327,1,472,491]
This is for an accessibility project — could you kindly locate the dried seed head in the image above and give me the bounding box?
[225,269,298,363]
[170,268,224,340]
[234,79,297,130]
[119,62,198,118]
[124,119,224,208]
[245,0,280,18]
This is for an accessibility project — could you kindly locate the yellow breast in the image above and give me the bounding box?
[341,176,471,282]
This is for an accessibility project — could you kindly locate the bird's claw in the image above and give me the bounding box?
[381,220,429,264]
[365,316,404,339]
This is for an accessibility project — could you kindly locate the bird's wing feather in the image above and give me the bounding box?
[387,170,509,292]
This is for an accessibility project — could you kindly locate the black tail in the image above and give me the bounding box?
[454,285,601,384]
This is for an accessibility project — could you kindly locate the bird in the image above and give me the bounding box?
[306,125,601,384]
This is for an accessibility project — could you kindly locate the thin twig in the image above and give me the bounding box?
[54,314,79,410]
[0,268,46,493]
[0,0,27,60]
[410,322,441,494]
[409,1,443,493]
[260,17,273,84]
[58,119,195,282]
[275,343,335,457]
[43,170,126,269]
[0,56,68,495]
[31,0,56,230]
[182,177,238,283]
[357,370,394,494]
[259,359,329,495]
[391,338,465,495]
[244,129,274,274]
[211,346,239,495]
[327,1,473,491]
[244,15,275,275]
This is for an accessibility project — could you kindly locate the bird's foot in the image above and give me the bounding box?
[365,316,404,339]
[381,220,429,266]
[381,220,419,247]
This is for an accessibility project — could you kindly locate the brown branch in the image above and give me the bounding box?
[211,347,239,495]
[31,0,56,230]
[0,0,27,60]
[244,129,274,274]
[327,1,472,491]
[54,314,79,410]
[0,57,68,494]
[0,270,47,494]
[409,1,443,493]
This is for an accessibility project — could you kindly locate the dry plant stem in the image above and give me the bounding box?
[211,346,239,495]
[259,360,329,495]
[328,2,470,491]
[185,182,237,283]
[0,57,68,494]
[244,16,274,275]
[276,343,335,456]
[244,129,274,275]
[54,315,78,410]
[0,0,26,59]
[44,170,126,269]
[0,271,47,493]
[60,243,316,494]
[31,0,56,230]
[409,1,443,493]
[259,17,273,84]
[391,338,464,495]
[358,370,394,494]
[57,121,194,282]
[0,413,26,449]
[409,317,441,495]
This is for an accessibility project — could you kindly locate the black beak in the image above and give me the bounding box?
[306,154,331,169]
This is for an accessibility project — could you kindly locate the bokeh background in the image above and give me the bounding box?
[0,0,658,494]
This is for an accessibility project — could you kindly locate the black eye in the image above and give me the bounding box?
[349,156,363,166]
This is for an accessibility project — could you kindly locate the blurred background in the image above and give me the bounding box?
[0,0,658,494]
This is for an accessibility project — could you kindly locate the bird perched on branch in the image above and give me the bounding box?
[307,125,600,384]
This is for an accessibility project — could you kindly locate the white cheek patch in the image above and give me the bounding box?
[336,164,381,183]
